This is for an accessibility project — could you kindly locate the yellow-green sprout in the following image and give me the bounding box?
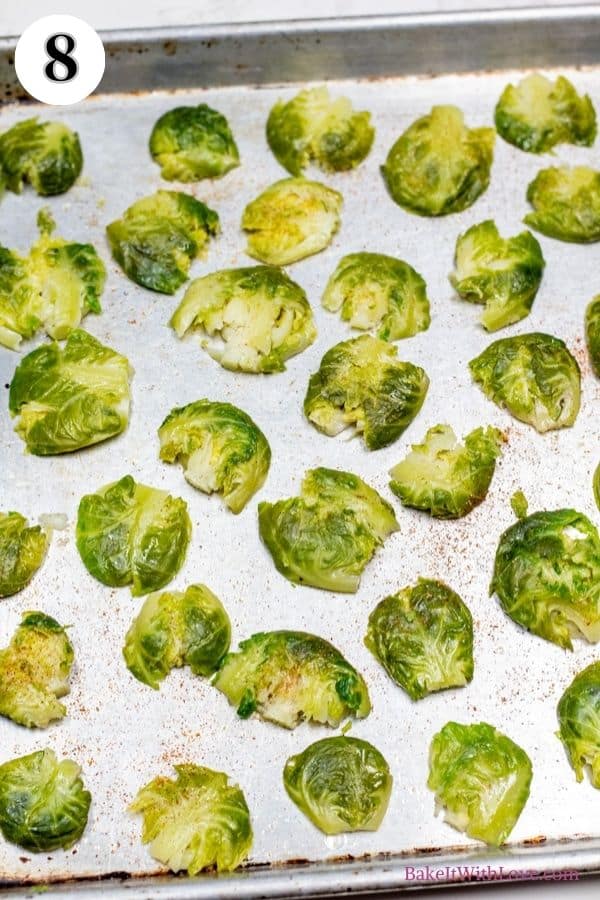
[0,612,73,728]
[131,764,252,874]
[9,329,132,455]
[149,104,240,181]
[450,220,544,332]
[495,73,596,153]
[170,266,316,373]
[158,400,271,513]
[213,630,371,729]
[491,508,600,649]
[381,105,494,216]
[0,749,91,851]
[428,722,532,847]
[524,166,600,243]
[258,467,398,593]
[0,209,105,351]
[557,662,600,787]
[0,118,82,197]
[469,332,580,433]
[106,190,219,293]
[594,464,600,512]
[586,296,600,377]
[283,736,392,835]
[322,252,430,341]
[304,335,429,450]
[365,579,474,700]
[76,475,191,597]
[266,86,374,176]
[0,512,48,598]
[123,584,231,689]
[241,177,342,265]
[389,424,504,518]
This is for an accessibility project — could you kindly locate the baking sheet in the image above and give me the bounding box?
[0,30,600,896]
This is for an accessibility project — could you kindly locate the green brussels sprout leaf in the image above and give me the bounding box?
[106,190,219,293]
[428,721,532,846]
[381,105,494,216]
[158,400,271,512]
[149,104,240,181]
[389,424,504,518]
[267,87,374,175]
[495,73,596,153]
[469,332,580,432]
[450,220,544,332]
[76,474,191,596]
[304,334,429,450]
[0,512,48,598]
[365,578,474,700]
[0,749,90,851]
[524,166,600,243]
[0,612,73,728]
[322,252,430,341]
[170,266,316,373]
[283,736,392,834]
[213,630,371,729]
[241,177,342,265]
[557,662,600,787]
[258,467,398,593]
[124,584,231,689]
[0,118,82,197]
[491,508,600,649]
[9,329,132,455]
[510,490,529,519]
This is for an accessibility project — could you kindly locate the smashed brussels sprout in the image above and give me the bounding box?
[0,612,73,728]
[0,749,90,851]
[158,400,271,512]
[322,252,430,341]
[469,332,580,432]
[258,467,398,593]
[557,662,600,787]
[491,508,600,649]
[170,266,316,373]
[524,166,600,243]
[428,722,532,846]
[381,105,494,216]
[304,335,429,450]
[213,630,370,729]
[495,73,596,153]
[266,86,374,175]
[365,578,474,700]
[9,329,132,455]
[0,209,105,350]
[131,764,252,874]
[76,475,191,596]
[586,296,600,377]
[389,424,504,518]
[283,736,392,834]
[149,104,240,181]
[107,190,219,293]
[0,512,48,598]
[124,584,231,689]
[241,177,342,265]
[0,118,82,197]
[450,220,544,332]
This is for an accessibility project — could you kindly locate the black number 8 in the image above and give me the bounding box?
[44,33,78,83]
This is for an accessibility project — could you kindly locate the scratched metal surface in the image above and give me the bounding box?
[0,47,599,896]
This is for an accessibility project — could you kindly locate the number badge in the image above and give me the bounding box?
[15,15,104,105]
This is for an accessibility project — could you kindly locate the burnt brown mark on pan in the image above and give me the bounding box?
[163,41,177,56]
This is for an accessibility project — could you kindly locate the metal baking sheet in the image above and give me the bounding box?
[1,7,600,897]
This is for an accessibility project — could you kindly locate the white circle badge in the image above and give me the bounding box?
[15,15,105,106]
